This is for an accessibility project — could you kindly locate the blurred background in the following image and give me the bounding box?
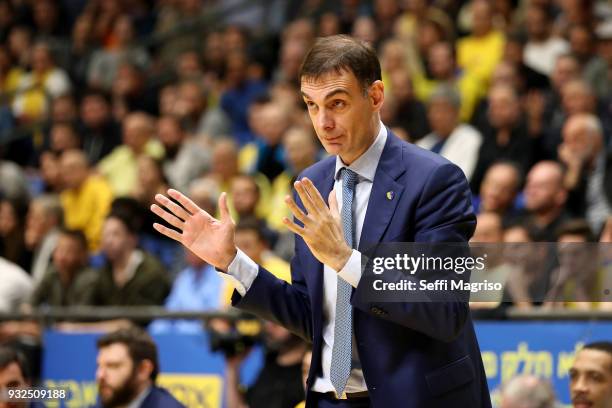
[0,0,611,406]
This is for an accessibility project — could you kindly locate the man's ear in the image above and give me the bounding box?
[369,80,385,112]
[137,359,154,383]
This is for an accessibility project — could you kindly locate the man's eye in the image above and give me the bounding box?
[305,101,315,108]
[333,100,346,108]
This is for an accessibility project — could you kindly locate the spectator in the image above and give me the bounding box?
[499,375,557,408]
[94,328,185,408]
[472,84,535,192]
[244,102,291,181]
[78,91,122,165]
[545,219,599,308]
[474,161,522,219]
[385,69,430,141]
[174,80,230,138]
[0,346,45,408]
[523,4,570,76]
[24,194,63,284]
[417,85,483,182]
[48,122,80,155]
[225,320,307,408]
[59,149,113,251]
[568,25,609,99]
[87,15,149,92]
[569,342,612,408]
[457,0,505,85]
[268,127,319,231]
[220,51,268,145]
[522,161,570,242]
[12,42,71,123]
[158,115,210,192]
[98,112,163,197]
[91,212,169,308]
[413,41,483,122]
[558,113,611,233]
[27,228,97,308]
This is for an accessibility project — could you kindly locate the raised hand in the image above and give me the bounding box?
[283,178,352,272]
[151,189,237,271]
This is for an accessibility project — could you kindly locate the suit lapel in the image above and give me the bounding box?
[359,131,406,251]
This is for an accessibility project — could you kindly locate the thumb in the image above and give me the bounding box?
[328,189,339,217]
[219,192,233,224]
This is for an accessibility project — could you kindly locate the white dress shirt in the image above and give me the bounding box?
[219,123,388,395]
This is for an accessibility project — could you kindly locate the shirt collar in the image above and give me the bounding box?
[126,385,151,408]
[334,122,387,182]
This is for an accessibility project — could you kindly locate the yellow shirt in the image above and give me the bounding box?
[457,30,505,85]
[60,175,113,251]
[268,171,294,231]
[413,72,484,122]
[98,140,164,197]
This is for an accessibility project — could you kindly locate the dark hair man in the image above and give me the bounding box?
[0,346,43,408]
[152,35,490,407]
[93,328,184,408]
[569,342,612,408]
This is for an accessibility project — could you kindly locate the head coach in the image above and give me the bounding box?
[152,34,492,408]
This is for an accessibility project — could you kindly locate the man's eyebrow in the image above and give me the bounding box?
[301,88,351,100]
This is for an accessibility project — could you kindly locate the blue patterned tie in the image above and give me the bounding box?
[330,167,358,397]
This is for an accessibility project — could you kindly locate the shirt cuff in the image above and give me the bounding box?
[216,248,259,297]
[337,249,364,288]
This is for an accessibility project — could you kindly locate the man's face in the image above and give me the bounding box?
[480,165,518,213]
[101,218,135,262]
[231,178,259,216]
[235,229,265,263]
[428,99,458,137]
[0,362,28,408]
[524,164,564,213]
[301,69,382,165]
[96,344,139,408]
[53,234,85,277]
[570,349,612,408]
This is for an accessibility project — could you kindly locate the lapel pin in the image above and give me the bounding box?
[386,191,394,200]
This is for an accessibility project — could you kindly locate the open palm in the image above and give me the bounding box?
[151,189,237,270]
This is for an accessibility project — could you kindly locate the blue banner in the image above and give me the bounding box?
[40,321,612,407]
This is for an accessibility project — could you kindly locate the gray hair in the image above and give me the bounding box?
[428,85,461,110]
[501,375,557,408]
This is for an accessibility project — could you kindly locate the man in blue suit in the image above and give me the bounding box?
[152,35,491,407]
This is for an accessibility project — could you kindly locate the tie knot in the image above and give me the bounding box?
[341,167,358,190]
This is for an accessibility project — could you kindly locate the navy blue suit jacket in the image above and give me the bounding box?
[91,386,185,408]
[232,131,492,408]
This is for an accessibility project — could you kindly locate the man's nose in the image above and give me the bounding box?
[317,109,334,130]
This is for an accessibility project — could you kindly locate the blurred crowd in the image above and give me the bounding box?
[0,0,610,379]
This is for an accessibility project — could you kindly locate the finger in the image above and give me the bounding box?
[153,223,183,242]
[283,217,306,237]
[285,195,308,225]
[150,204,185,230]
[167,189,201,215]
[303,178,327,210]
[328,189,339,217]
[155,193,191,221]
[218,192,233,224]
[295,179,319,216]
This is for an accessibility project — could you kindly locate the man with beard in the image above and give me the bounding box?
[93,327,184,408]
[569,342,612,408]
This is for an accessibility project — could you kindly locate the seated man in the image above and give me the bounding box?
[93,327,185,408]
[27,228,97,308]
